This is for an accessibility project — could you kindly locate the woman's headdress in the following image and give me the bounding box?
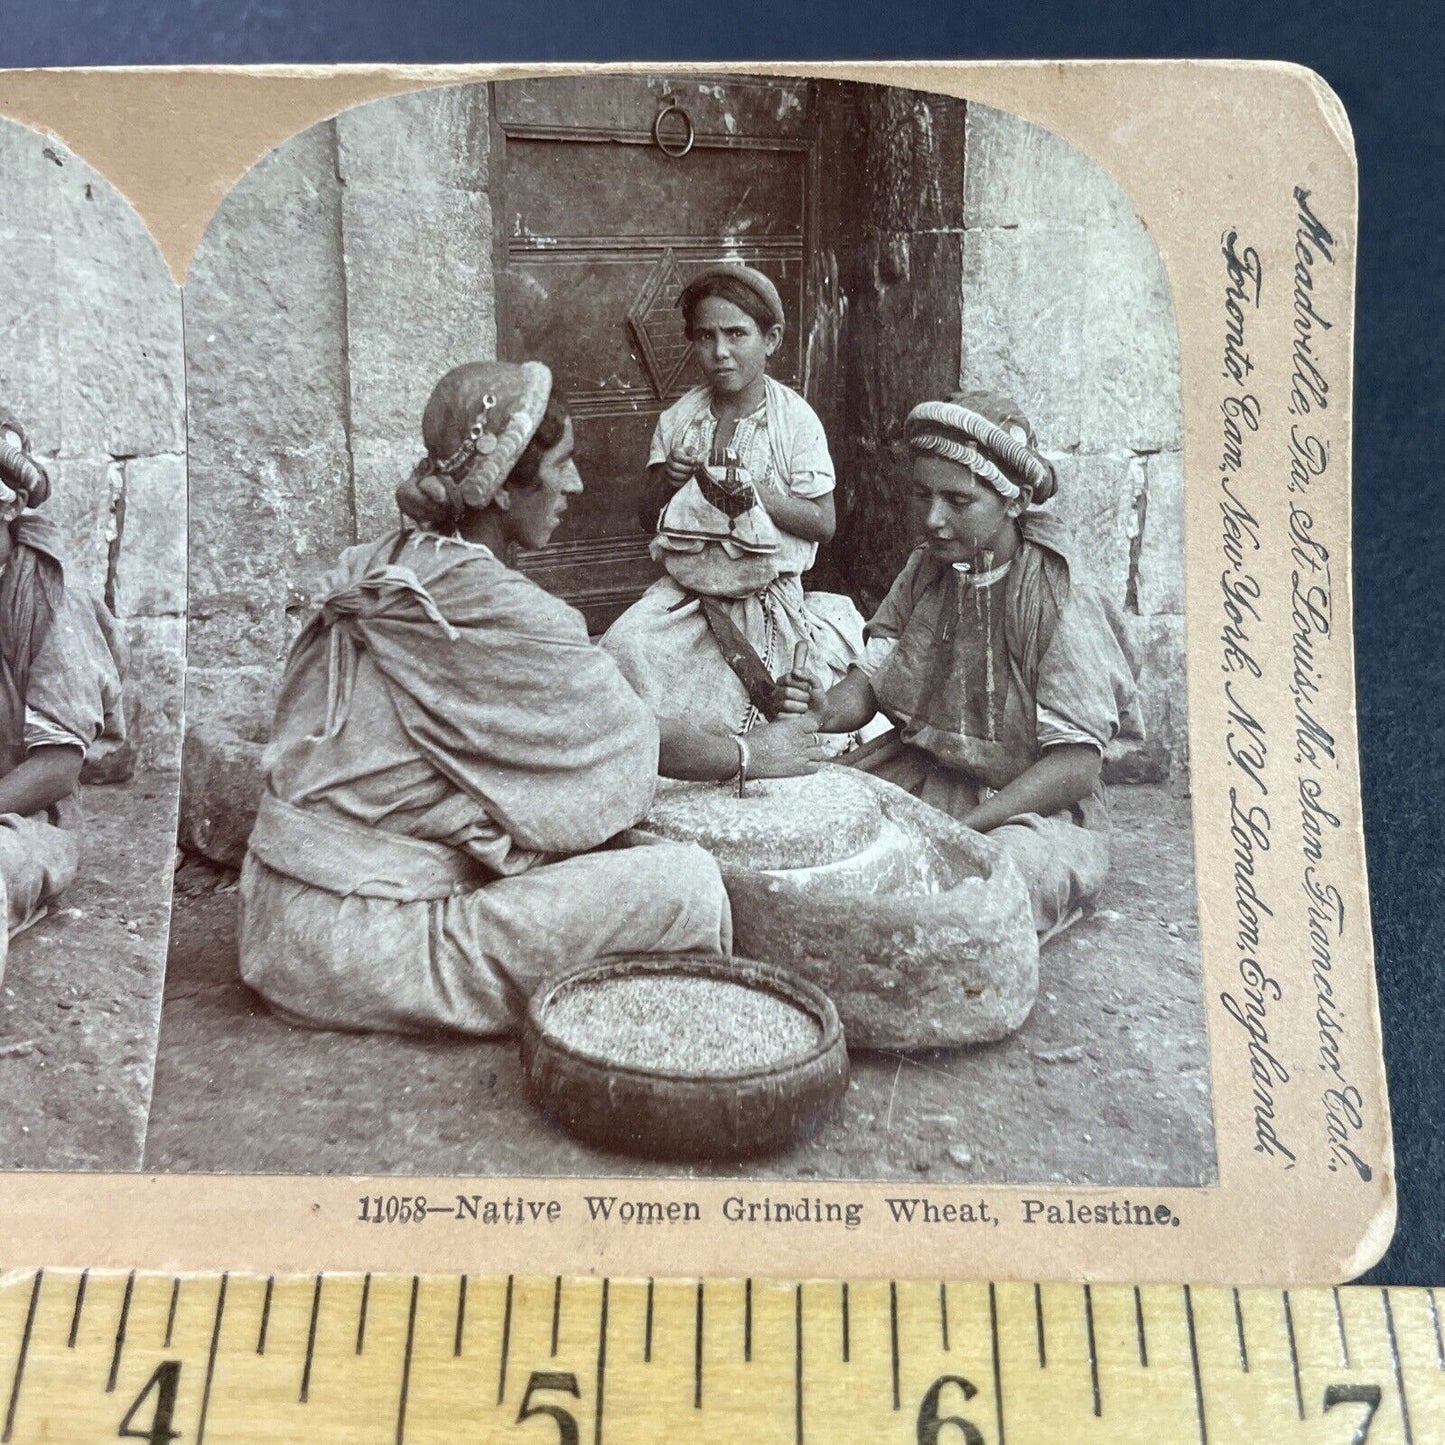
[905,392,1058,506]
[400,360,554,528]
[0,417,51,522]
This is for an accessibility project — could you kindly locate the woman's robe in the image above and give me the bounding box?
[0,514,125,943]
[851,511,1139,935]
[238,529,731,1037]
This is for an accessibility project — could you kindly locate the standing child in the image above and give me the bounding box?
[601,263,863,735]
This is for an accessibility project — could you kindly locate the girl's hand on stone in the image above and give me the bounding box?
[744,715,831,778]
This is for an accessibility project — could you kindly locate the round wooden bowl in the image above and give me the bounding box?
[520,953,848,1162]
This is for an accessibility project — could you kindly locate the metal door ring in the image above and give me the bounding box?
[653,99,695,158]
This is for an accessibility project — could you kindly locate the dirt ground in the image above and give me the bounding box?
[0,777,179,1170]
[144,783,1215,1187]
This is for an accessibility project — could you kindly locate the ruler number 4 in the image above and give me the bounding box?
[515,1370,581,1444]
[117,1361,182,1444]
[1322,1383,1382,1444]
[916,1375,985,1445]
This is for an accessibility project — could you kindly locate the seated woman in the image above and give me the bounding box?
[238,360,829,1037]
[601,263,863,735]
[794,393,1139,939]
[0,420,126,982]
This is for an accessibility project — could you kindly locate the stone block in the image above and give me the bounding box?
[1080,213,1183,453]
[341,186,496,449]
[44,457,120,598]
[124,617,186,772]
[1134,448,1185,616]
[1132,613,1188,777]
[179,723,267,868]
[184,666,280,745]
[1041,451,1141,606]
[186,442,353,672]
[350,436,421,544]
[51,161,185,460]
[185,125,354,679]
[961,225,1087,449]
[335,82,489,193]
[964,102,1137,232]
[0,234,60,452]
[0,118,62,239]
[112,453,187,618]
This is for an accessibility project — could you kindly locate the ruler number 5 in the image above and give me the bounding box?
[117,1361,182,1443]
[1322,1383,1382,1444]
[515,1370,581,1444]
[916,1375,985,1445]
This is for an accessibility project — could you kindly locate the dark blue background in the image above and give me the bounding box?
[3,1,1439,1284]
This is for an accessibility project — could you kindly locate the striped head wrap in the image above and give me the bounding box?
[905,393,1058,505]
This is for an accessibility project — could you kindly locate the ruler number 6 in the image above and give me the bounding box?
[516,1370,581,1444]
[117,1361,181,1443]
[916,1374,985,1445]
[1322,1383,1382,1444]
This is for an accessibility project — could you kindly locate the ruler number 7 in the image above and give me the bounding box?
[1322,1383,1382,1444]
[515,1370,581,1444]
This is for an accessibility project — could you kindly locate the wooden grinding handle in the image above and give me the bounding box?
[792,640,810,675]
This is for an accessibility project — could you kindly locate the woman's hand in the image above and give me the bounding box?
[396,470,455,530]
[744,715,831,778]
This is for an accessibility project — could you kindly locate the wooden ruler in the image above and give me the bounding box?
[0,1271,1439,1442]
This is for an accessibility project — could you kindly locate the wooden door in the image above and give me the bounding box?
[494,75,817,632]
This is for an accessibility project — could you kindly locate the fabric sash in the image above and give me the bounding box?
[674,592,782,721]
[248,792,484,901]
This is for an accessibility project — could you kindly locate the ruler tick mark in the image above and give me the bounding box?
[1282,1290,1303,1419]
[794,1284,804,1445]
[195,1272,228,1445]
[1184,1285,1208,1445]
[889,1281,900,1411]
[1083,1283,1101,1417]
[1034,1284,1046,1368]
[107,1269,136,1393]
[989,1282,1006,1445]
[1134,1286,1149,1367]
[743,1279,750,1363]
[164,1278,180,1350]
[452,1276,465,1358]
[840,1283,849,1363]
[1333,1284,1350,1367]
[1382,1288,1415,1445]
[694,1281,704,1409]
[257,1275,274,1355]
[2,1270,42,1444]
[940,1281,950,1352]
[300,1273,323,1403]
[1232,1287,1249,1371]
[644,1278,654,1363]
[497,1275,514,1406]
[358,1273,372,1355]
[66,1269,86,1350]
[1428,1289,1444,1370]
[394,1276,419,1445]
[594,1278,610,1445]
[552,1276,563,1358]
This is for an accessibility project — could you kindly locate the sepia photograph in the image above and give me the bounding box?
[0,117,186,1169]
[145,73,1213,1190]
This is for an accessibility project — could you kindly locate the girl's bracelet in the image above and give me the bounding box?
[732,734,751,798]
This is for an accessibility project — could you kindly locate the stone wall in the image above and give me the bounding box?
[184,84,496,743]
[961,104,1187,776]
[0,118,186,772]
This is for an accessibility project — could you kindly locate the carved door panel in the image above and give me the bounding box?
[494,76,817,631]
